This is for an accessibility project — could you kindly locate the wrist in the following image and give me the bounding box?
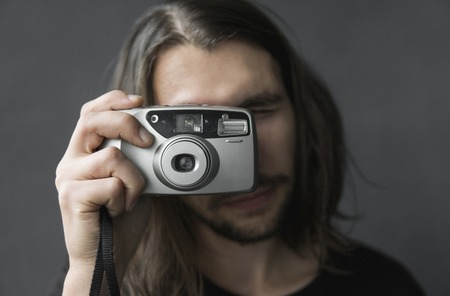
[63,264,95,296]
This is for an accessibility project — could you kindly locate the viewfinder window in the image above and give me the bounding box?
[174,114,203,133]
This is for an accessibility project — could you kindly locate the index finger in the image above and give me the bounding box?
[80,90,144,115]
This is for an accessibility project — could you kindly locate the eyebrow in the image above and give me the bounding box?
[237,92,283,108]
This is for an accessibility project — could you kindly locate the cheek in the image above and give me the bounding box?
[256,111,296,174]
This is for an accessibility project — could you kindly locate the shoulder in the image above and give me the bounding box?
[323,242,425,296]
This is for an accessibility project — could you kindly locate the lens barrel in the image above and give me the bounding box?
[153,135,220,190]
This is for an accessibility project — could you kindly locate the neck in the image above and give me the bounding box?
[196,222,319,296]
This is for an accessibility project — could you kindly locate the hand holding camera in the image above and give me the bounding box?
[55,91,153,292]
[55,91,258,294]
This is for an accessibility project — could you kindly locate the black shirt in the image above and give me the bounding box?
[203,244,425,296]
[49,244,425,295]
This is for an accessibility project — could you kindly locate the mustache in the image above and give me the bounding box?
[210,173,292,204]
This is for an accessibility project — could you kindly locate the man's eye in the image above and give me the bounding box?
[252,108,270,113]
[250,108,275,118]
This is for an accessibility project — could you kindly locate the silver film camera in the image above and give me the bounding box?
[103,106,257,195]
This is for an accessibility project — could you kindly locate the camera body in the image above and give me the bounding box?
[103,106,257,195]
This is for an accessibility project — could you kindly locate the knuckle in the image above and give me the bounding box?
[136,174,146,190]
[80,101,94,115]
[54,173,63,190]
[55,161,70,192]
[101,146,125,164]
[105,177,124,197]
[77,112,93,129]
[55,162,64,184]
[56,181,75,210]
[80,90,128,116]
[75,113,99,139]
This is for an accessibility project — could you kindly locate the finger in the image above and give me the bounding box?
[60,147,145,211]
[68,110,153,155]
[80,90,144,115]
[59,178,127,218]
[58,178,127,264]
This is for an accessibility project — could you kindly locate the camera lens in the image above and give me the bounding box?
[173,154,196,172]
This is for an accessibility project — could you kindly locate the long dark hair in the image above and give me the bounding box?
[113,0,347,294]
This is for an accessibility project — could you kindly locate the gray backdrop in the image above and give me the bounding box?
[1,0,449,295]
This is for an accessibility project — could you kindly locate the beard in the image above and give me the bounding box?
[185,174,293,245]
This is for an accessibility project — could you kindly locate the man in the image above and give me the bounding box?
[55,0,424,295]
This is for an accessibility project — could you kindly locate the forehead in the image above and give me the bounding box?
[152,40,284,106]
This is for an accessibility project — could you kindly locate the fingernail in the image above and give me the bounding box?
[139,127,153,144]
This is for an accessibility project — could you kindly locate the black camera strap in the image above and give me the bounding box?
[90,206,121,296]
